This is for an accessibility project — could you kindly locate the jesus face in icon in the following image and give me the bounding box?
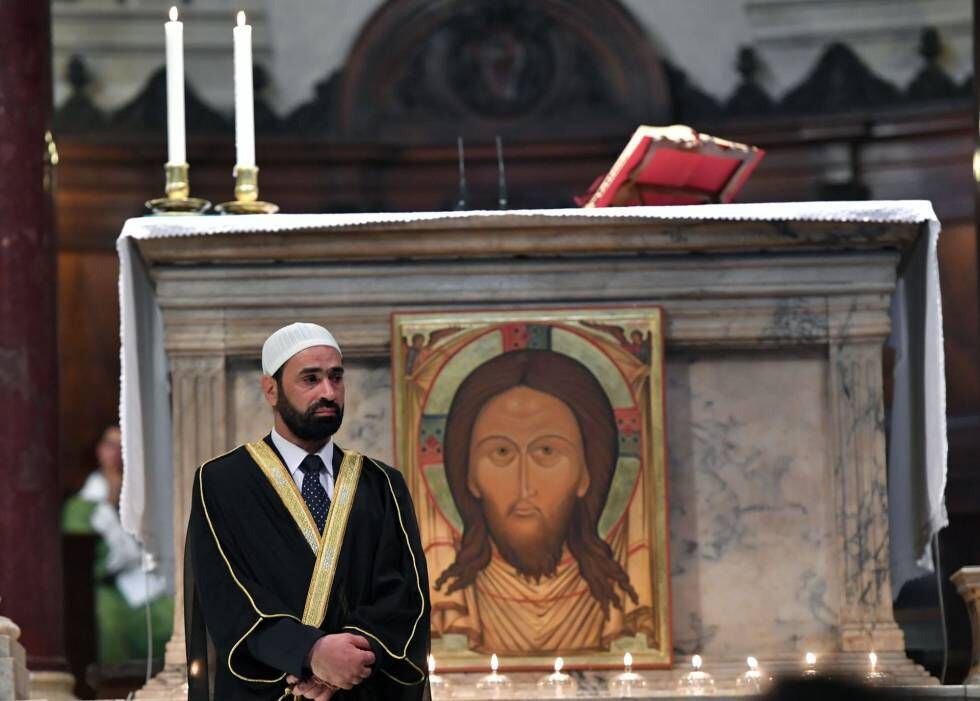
[434,348,640,653]
[466,384,592,579]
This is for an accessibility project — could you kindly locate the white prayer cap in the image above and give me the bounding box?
[262,322,342,376]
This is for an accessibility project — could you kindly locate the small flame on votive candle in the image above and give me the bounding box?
[869,652,877,671]
[169,6,179,22]
[428,654,436,675]
[554,657,564,674]
[490,653,499,673]
[747,657,758,671]
[624,652,633,671]
[692,654,702,670]
[236,10,246,26]
[805,652,817,666]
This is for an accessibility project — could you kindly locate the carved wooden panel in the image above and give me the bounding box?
[336,0,671,142]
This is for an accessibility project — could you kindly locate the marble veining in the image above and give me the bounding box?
[763,299,827,342]
[832,342,893,619]
[665,352,839,656]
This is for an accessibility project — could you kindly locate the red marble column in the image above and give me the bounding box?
[0,1,65,672]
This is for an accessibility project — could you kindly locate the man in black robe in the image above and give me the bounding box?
[185,322,430,700]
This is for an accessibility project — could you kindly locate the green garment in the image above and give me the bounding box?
[62,495,174,664]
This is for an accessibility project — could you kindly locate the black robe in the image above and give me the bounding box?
[185,435,431,701]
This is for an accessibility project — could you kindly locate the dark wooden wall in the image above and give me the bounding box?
[57,250,119,491]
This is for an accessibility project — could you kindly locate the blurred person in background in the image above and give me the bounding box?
[62,426,173,664]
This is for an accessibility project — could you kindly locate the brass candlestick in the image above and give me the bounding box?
[145,163,212,214]
[216,165,279,214]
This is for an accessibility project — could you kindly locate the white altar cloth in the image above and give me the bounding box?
[116,201,947,597]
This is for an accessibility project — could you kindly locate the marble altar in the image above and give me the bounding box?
[116,203,946,696]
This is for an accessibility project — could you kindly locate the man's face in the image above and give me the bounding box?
[467,385,589,580]
[270,346,345,442]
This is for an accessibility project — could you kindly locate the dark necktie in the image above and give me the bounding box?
[299,454,330,533]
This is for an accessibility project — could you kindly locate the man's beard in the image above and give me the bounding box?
[276,392,344,442]
[483,495,577,582]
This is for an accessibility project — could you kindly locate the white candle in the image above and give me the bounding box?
[164,6,186,164]
[233,10,256,168]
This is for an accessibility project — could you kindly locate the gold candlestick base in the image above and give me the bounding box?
[216,165,279,214]
[145,163,212,215]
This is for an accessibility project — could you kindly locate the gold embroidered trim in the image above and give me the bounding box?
[228,619,287,684]
[302,449,363,628]
[245,440,320,554]
[341,457,427,686]
[213,446,414,685]
[382,667,427,686]
[198,460,298,684]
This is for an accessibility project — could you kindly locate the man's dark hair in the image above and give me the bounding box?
[434,349,638,617]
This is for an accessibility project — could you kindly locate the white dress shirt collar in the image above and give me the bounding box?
[270,427,335,497]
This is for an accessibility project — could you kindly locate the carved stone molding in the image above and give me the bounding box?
[171,353,228,625]
[137,354,227,699]
[149,251,899,358]
[135,216,922,263]
[828,340,905,652]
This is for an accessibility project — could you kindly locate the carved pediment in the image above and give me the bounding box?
[725,47,775,117]
[781,43,901,114]
[110,67,230,134]
[53,55,105,134]
[906,28,962,102]
[334,0,671,142]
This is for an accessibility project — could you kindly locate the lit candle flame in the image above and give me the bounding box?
[692,654,702,670]
[805,652,817,666]
[236,10,246,27]
[554,657,564,674]
[490,653,499,673]
[869,652,877,671]
[747,657,758,671]
[428,654,436,675]
[169,6,179,22]
[624,652,633,671]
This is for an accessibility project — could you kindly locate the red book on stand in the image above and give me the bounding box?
[577,125,764,207]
